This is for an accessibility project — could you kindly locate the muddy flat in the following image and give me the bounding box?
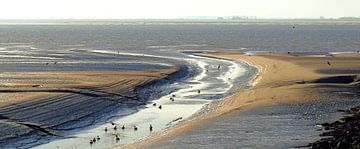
[0,68,177,148]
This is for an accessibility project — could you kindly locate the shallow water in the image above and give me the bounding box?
[154,98,360,149]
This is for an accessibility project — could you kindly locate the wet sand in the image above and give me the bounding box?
[123,52,360,148]
[0,68,178,148]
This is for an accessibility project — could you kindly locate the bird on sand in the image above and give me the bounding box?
[115,135,120,141]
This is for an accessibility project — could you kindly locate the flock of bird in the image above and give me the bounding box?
[88,90,204,146]
[89,122,151,145]
[87,65,218,146]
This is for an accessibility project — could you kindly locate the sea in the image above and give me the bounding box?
[0,20,359,149]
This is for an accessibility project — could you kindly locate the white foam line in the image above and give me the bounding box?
[0,55,61,60]
[233,57,262,87]
[147,44,207,49]
[188,54,245,94]
[92,50,195,66]
[0,50,27,53]
[61,44,84,47]
[0,42,31,45]
[330,51,359,55]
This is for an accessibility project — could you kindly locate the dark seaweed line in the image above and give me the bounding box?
[310,106,360,149]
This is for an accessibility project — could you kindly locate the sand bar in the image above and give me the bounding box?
[123,52,360,148]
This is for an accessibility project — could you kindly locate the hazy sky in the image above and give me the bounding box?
[0,0,359,19]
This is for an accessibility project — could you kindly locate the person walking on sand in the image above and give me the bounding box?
[121,125,125,130]
[149,124,153,132]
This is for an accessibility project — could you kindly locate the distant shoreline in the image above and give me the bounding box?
[1,18,360,25]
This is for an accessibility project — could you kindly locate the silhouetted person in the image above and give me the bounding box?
[93,138,96,143]
[149,124,153,132]
[104,127,107,132]
[218,64,221,70]
[121,125,125,130]
[115,135,120,141]
[97,136,100,140]
[158,105,162,109]
[197,90,200,94]
[327,61,331,66]
[134,126,138,131]
[90,140,93,145]
[114,126,117,131]
[153,103,156,106]
[111,122,115,125]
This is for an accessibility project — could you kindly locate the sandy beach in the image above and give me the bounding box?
[123,51,360,148]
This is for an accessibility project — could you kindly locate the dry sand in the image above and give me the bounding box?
[122,52,360,149]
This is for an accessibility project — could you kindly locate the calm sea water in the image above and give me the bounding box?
[0,24,359,52]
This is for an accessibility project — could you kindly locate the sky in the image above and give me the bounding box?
[0,0,359,19]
